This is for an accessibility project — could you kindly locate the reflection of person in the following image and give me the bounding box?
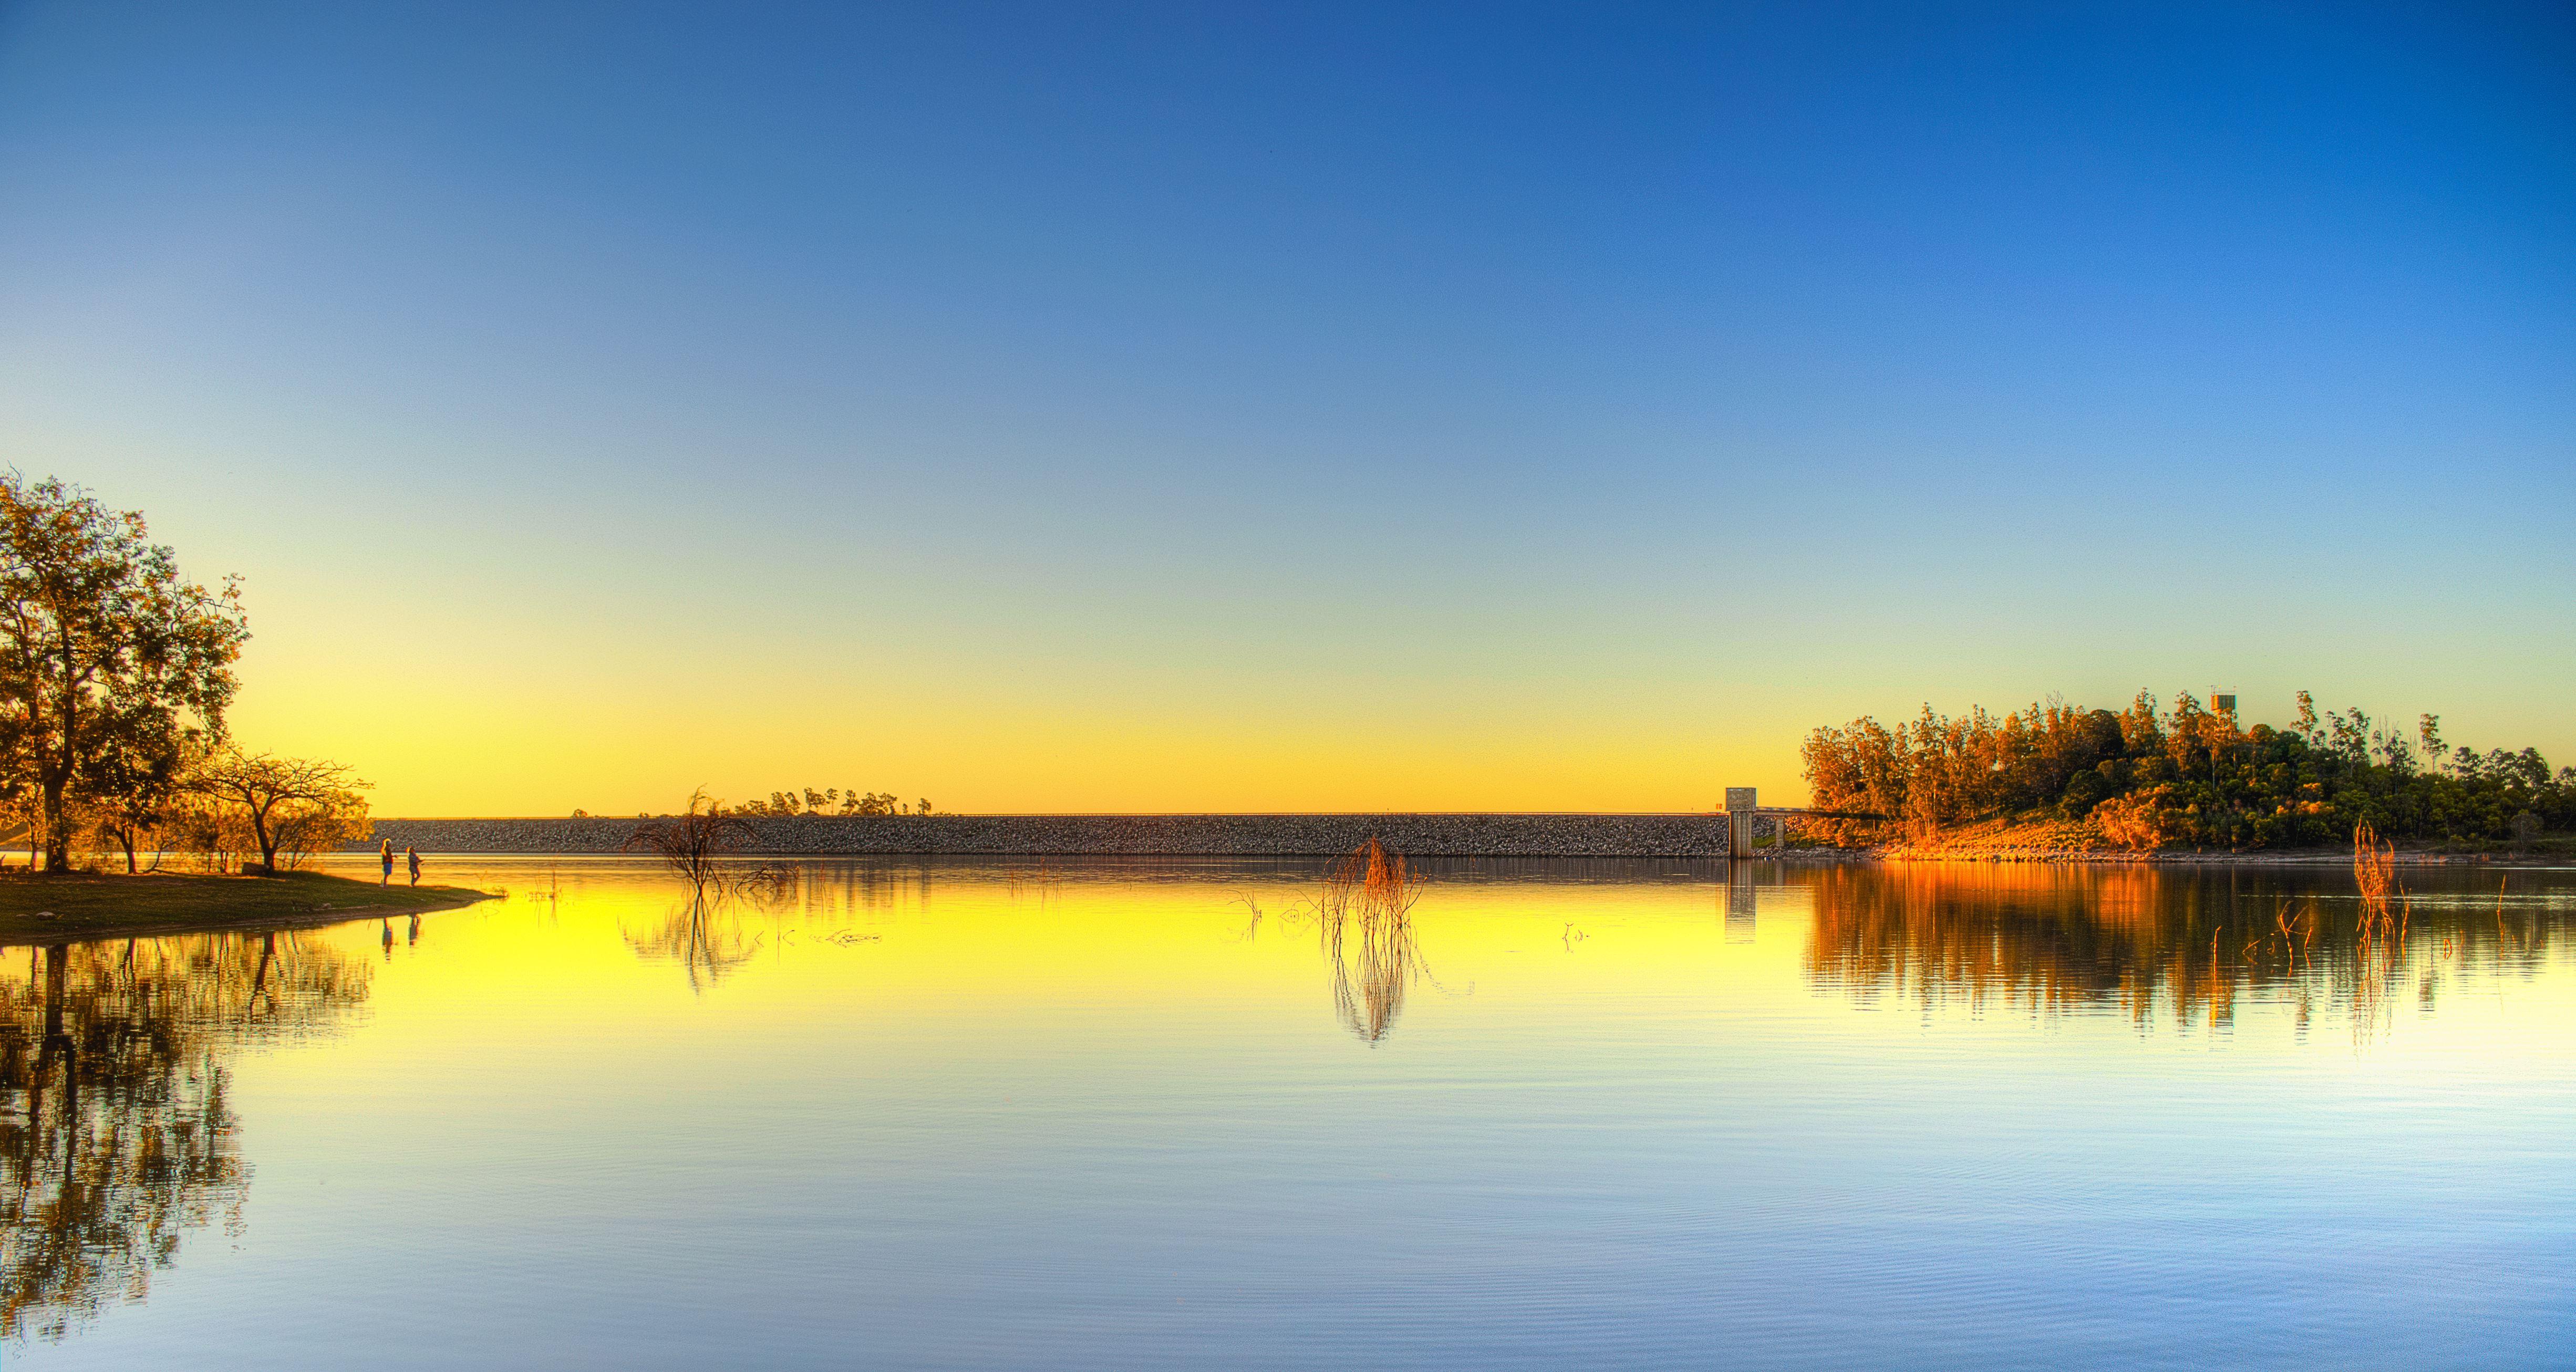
[381,919,395,959]
[406,846,421,886]
[408,913,421,945]
[379,839,394,886]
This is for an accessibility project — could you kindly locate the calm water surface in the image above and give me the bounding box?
[5,857,2572,1369]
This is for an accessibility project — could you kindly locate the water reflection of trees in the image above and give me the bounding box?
[621,861,919,992]
[0,932,371,1342]
[1323,899,1427,1043]
[623,897,764,992]
[620,862,803,991]
[1801,865,2557,1038]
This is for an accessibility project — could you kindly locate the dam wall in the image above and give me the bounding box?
[350,813,1732,859]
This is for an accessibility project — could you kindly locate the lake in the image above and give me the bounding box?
[5,856,2572,1369]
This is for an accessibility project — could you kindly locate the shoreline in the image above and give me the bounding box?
[1846,847,2558,867]
[0,870,496,944]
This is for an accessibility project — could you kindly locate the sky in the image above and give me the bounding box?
[0,1,2569,816]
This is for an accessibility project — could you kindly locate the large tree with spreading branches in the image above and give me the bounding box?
[0,474,250,871]
[188,748,369,872]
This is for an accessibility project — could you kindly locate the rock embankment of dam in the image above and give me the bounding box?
[350,813,1733,858]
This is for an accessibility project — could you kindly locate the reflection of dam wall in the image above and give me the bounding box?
[348,813,1778,858]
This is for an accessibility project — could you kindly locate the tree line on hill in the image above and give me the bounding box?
[1801,690,2574,850]
[576,788,935,820]
[727,788,933,817]
[0,473,370,874]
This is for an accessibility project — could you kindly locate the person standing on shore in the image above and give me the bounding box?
[406,846,421,886]
[379,839,394,886]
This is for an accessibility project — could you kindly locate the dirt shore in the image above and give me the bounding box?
[0,870,495,943]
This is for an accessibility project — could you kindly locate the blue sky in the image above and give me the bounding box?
[1,2,2568,812]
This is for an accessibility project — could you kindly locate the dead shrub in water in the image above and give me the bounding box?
[2348,821,2413,1035]
[625,789,754,891]
[1320,837,1421,921]
[1003,859,1064,902]
[1315,839,1432,1042]
[2352,821,2408,950]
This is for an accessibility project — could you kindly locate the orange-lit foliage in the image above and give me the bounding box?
[1803,689,2574,851]
[2351,820,2407,955]
[1315,838,1427,1043]
[1320,837,1419,922]
[2091,793,2167,850]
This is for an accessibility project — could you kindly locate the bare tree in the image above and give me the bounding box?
[625,788,753,890]
[189,749,369,873]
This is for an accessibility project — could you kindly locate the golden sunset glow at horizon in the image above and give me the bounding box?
[6,4,2568,819]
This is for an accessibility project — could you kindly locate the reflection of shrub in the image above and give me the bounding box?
[1316,839,1429,1043]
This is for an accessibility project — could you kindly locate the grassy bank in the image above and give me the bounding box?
[0,869,494,943]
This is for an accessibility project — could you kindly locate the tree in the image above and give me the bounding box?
[188,749,369,873]
[1801,687,2573,851]
[266,784,373,870]
[156,786,248,871]
[0,475,248,871]
[2418,714,2447,775]
[83,726,192,872]
[625,788,752,890]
